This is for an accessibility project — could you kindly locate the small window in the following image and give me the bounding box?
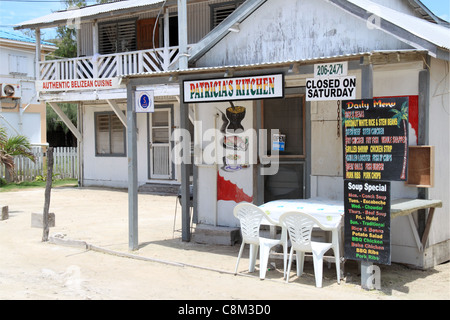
[98,19,137,54]
[262,95,305,158]
[9,54,28,75]
[95,112,126,156]
[210,1,244,29]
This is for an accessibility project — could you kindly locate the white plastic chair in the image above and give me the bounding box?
[233,203,287,280]
[279,211,340,288]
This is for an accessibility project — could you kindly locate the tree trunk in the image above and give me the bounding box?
[42,147,54,242]
[400,120,408,180]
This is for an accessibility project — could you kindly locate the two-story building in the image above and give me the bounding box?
[16,0,449,269]
[0,29,55,146]
[15,0,245,190]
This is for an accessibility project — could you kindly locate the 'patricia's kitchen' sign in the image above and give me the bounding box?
[183,74,284,103]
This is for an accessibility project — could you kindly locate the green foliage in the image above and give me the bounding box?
[47,103,78,134]
[34,173,61,182]
[0,126,35,182]
[0,178,78,192]
[50,26,78,59]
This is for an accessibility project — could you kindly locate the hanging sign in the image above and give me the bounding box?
[135,91,154,113]
[306,76,356,101]
[344,179,391,265]
[272,133,286,151]
[314,61,348,78]
[343,97,409,181]
[183,74,284,103]
[36,78,121,92]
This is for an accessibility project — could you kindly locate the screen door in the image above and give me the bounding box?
[149,108,172,179]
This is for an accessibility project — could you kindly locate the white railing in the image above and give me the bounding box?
[0,147,78,182]
[40,46,189,81]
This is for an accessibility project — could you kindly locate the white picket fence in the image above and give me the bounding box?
[1,147,78,182]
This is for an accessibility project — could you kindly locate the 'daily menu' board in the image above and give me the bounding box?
[343,97,409,181]
[344,180,391,265]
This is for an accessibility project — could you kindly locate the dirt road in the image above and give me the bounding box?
[0,187,449,301]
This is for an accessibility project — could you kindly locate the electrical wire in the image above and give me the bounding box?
[152,0,167,69]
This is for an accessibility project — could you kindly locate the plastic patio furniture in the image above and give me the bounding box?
[279,211,341,288]
[233,202,287,280]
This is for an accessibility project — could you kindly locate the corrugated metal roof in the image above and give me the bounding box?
[127,50,427,79]
[348,0,450,51]
[15,0,164,29]
[0,29,55,46]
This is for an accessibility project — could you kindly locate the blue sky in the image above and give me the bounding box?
[0,0,449,40]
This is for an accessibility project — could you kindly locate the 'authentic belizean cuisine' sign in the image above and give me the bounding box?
[36,78,121,92]
[183,74,284,103]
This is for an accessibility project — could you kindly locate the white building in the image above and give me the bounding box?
[16,0,449,269]
[0,29,55,145]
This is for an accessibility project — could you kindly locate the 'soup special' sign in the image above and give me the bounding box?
[183,74,284,103]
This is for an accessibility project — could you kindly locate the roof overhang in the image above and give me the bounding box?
[188,0,449,64]
[14,0,170,30]
[126,50,428,82]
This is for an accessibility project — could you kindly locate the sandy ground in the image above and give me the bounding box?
[0,186,449,301]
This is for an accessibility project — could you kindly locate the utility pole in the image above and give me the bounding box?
[178,0,188,70]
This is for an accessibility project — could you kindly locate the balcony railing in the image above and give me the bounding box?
[40,46,190,81]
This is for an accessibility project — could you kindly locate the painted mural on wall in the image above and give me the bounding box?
[217,102,253,220]
[218,102,250,173]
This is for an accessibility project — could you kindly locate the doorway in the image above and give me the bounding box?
[148,106,173,180]
[259,90,308,202]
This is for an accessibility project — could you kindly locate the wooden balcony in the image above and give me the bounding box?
[39,46,190,81]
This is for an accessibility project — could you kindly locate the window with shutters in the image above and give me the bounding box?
[9,54,28,75]
[95,112,126,156]
[210,1,244,29]
[98,19,137,54]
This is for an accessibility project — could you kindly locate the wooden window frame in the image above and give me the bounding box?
[98,18,137,54]
[261,93,306,160]
[209,0,244,30]
[95,111,126,157]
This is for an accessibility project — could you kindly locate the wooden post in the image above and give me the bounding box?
[177,0,188,70]
[360,63,375,290]
[179,77,191,242]
[127,84,138,251]
[42,147,54,242]
[35,28,41,80]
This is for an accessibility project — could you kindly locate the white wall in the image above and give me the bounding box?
[82,100,181,188]
[197,0,411,67]
[428,58,450,246]
[0,45,42,142]
[195,100,254,227]
[0,112,41,144]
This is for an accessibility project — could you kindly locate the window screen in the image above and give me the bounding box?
[98,19,137,54]
[210,1,243,29]
[263,95,305,157]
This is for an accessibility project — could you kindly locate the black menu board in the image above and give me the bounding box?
[343,97,409,181]
[344,180,391,265]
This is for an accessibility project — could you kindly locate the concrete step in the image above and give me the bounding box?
[138,183,180,196]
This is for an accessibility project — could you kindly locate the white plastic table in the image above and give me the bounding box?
[258,198,345,269]
[258,197,345,230]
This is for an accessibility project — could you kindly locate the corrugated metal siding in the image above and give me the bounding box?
[76,0,236,55]
[79,22,93,56]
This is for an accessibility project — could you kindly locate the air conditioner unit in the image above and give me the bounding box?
[0,83,20,99]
